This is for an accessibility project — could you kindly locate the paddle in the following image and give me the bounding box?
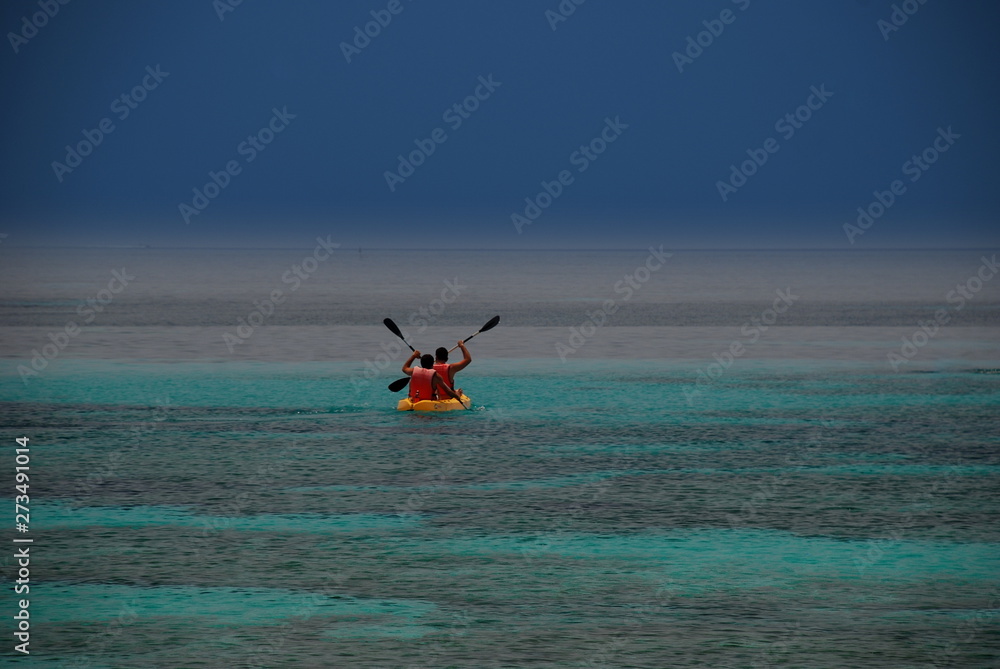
[449,315,500,352]
[384,315,483,410]
[383,318,415,352]
[383,318,414,393]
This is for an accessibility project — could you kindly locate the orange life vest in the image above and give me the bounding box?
[433,362,453,397]
[409,367,436,400]
[434,362,455,400]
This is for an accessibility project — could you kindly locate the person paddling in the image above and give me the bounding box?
[402,351,463,403]
[433,340,471,399]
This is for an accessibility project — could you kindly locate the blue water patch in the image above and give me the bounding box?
[0,360,382,409]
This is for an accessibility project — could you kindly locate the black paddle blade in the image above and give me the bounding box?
[388,377,410,392]
[383,318,404,338]
[479,315,500,332]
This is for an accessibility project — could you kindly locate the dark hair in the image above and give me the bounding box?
[435,347,448,362]
[420,354,435,368]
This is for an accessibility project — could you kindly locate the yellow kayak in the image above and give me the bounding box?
[397,394,471,412]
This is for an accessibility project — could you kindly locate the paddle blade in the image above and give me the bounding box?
[388,377,410,392]
[448,315,501,352]
[383,318,404,339]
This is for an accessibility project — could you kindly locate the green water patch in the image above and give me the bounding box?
[0,360,388,409]
[36,502,420,533]
[32,582,436,626]
[5,360,998,428]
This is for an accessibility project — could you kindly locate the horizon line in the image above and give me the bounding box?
[2,245,998,252]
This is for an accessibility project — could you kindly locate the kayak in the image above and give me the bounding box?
[397,394,471,412]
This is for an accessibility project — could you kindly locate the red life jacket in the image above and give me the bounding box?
[409,367,436,401]
[434,362,455,400]
[433,362,453,394]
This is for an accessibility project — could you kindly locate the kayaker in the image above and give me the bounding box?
[433,340,472,399]
[402,351,464,402]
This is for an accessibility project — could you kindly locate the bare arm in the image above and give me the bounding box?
[449,340,472,373]
[402,350,421,375]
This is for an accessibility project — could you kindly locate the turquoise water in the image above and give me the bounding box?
[1,248,998,665]
[2,359,998,667]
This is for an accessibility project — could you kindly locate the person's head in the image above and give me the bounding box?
[420,354,435,369]
[435,347,448,362]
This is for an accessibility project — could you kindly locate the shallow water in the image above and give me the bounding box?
[2,248,998,666]
[2,359,998,667]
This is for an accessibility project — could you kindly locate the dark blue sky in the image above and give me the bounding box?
[1,0,997,248]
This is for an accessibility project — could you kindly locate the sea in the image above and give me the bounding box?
[0,247,998,668]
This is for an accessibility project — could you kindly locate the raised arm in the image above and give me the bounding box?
[449,340,472,373]
[402,350,421,375]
